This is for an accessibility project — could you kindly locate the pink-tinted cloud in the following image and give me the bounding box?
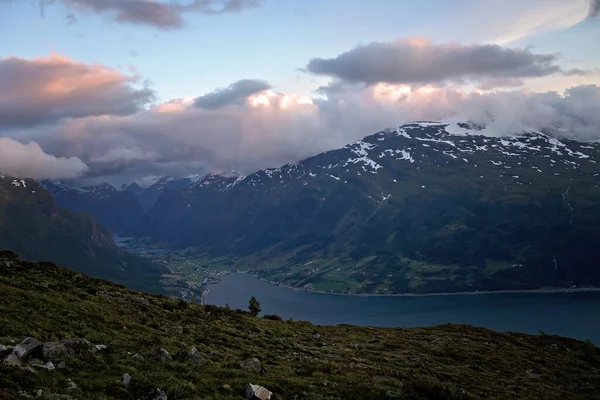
[0,54,154,127]
[8,81,599,185]
[1,53,598,184]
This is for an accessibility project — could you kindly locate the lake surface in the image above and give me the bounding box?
[111,233,169,254]
[207,273,600,343]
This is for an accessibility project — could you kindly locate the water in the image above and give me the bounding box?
[111,232,169,254]
[207,273,600,343]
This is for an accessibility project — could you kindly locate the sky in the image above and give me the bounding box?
[0,0,599,185]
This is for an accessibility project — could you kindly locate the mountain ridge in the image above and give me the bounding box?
[123,121,600,294]
[0,175,167,293]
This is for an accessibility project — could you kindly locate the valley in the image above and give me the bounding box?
[82,121,600,296]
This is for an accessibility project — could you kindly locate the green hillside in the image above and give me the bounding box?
[1,252,599,399]
[0,176,167,293]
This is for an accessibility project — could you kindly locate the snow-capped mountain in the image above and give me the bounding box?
[126,121,600,294]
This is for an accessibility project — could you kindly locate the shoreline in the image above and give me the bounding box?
[208,271,600,298]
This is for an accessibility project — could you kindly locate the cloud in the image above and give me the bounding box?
[0,137,89,180]
[194,79,272,109]
[590,0,600,18]
[0,54,154,128]
[5,79,599,185]
[459,0,592,45]
[53,0,261,29]
[306,38,587,87]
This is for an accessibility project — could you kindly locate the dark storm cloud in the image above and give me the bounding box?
[306,38,588,86]
[193,79,272,109]
[589,0,600,18]
[56,0,262,29]
[0,54,154,127]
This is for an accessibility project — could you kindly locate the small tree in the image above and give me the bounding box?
[248,296,262,316]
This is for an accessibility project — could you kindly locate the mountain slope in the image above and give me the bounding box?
[0,176,167,292]
[41,181,143,232]
[127,121,600,294]
[1,253,599,400]
[124,176,206,212]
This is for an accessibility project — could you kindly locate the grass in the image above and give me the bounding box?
[1,252,599,399]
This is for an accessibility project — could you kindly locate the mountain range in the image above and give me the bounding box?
[20,121,600,294]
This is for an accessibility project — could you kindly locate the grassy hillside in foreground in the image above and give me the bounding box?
[1,252,599,400]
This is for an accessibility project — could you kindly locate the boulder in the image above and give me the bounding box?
[146,388,168,400]
[151,348,172,362]
[240,358,263,373]
[122,373,132,386]
[246,384,272,400]
[41,342,68,360]
[60,338,96,354]
[95,344,108,351]
[66,379,77,390]
[132,353,145,361]
[174,346,207,365]
[12,337,42,360]
[2,354,21,367]
[42,338,95,361]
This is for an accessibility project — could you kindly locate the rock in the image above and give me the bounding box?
[0,344,10,356]
[131,296,151,307]
[42,361,55,371]
[175,346,207,365]
[122,373,132,386]
[60,338,96,354]
[42,338,95,361]
[41,342,68,360]
[146,388,168,400]
[19,392,33,399]
[66,379,77,390]
[3,354,21,367]
[12,337,42,360]
[95,344,108,351]
[21,366,37,374]
[35,389,43,398]
[151,348,172,362]
[246,383,273,400]
[132,353,145,361]
[57,362,66,369]
[312,333,321,340]
[240,358,263,373]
